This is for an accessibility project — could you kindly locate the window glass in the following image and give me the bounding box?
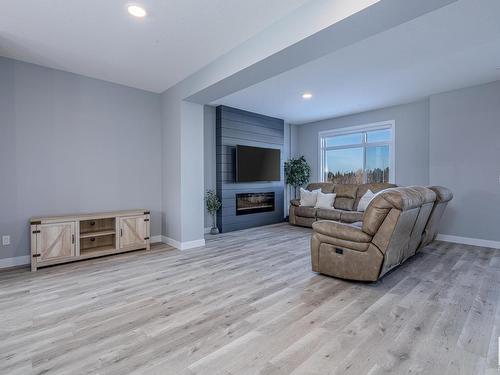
[325,132,363,147]
[324,148,364,184]
[365,145,390,183]
[367,129,391,143]
[321,125,393,184]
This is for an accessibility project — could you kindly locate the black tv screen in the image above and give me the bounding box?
[236,145,280,182]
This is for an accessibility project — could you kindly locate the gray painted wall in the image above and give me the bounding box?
[429,80,500,242]
[204,106,217,229]
[161,89,182,243]
[283,122,292,216]
[161,87,205,245]
[294,99,430,186]
[0,57,162,260]
[179,101,205,242]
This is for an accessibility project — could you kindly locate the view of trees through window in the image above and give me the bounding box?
[321,127,392,184]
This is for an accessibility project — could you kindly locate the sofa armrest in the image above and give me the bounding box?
[290,199,300,207]
[312,220,372,243]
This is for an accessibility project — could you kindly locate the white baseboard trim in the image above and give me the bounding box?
[162,236,206,250]
[0,234,202,269]
[437,234,500,249]
[150,235,162,243]
[0,255,30,269]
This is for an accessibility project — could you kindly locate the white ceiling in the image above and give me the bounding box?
[213,0,500,124]
[0,0,309,93]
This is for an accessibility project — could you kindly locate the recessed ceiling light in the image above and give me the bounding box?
[128,5,147,18]
[302,92,313,100]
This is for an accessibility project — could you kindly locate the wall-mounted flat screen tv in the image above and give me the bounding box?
[236,145,280,182]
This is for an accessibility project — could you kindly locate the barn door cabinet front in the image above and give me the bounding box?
[118,215,150,251]
[31,222,77,271]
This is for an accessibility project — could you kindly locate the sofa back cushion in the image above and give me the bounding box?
[420,186,454,247]
[303,182,396,211]
[354,183,396,211]
[333,184,358,211]
[362,187,423,236]
[306,182,334,193]
[364,187,427,276]
[376,207,421,275]
[405,186,436,257]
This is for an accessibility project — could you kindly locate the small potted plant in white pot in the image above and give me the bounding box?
[205,190,222,235]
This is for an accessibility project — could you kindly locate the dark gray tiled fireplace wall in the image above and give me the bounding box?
[216,106,284,233]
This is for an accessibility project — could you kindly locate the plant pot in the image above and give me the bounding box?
[210,227,219,235]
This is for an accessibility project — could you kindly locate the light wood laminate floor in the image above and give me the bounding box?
[1,223,499,374]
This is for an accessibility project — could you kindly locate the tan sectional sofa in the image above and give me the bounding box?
[310,185,453,281]
[289,182,396,227]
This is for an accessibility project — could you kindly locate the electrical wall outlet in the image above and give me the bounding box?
[2,235,10,246]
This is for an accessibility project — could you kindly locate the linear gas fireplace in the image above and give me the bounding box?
[236,192,275,216]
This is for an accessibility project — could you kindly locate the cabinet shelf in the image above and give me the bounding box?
[80,245,116,256]
[80,230,115,239]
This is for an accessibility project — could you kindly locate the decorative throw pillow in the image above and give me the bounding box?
[357,189,376,212]
[314,192,336,209]
[300,188,321,207]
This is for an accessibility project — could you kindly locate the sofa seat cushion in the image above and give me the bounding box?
[316,208,342,221]
[295,216,316,227]
[313,232,370,252]
[340,210,364,223]
[295,206,317,218]
[352,221,363,228]
[313,220,372,243]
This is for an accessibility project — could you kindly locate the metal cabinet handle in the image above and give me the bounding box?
[120,228,123,237]
[72,234,75,244]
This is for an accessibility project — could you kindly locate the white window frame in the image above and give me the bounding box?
[318,120,395,184]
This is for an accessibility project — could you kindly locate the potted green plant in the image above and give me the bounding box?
[284,156,311,198]
[205,190,222,234]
